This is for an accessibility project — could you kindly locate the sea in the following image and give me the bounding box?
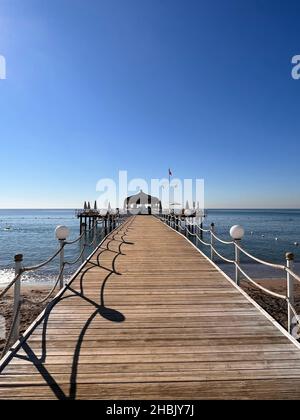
[0,208,299,286]
[0,209,103,286]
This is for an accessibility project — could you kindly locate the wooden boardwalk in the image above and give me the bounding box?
[1,215,300,399]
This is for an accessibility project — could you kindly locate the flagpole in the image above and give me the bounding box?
[169,172,170,212]
[168,169,171,212]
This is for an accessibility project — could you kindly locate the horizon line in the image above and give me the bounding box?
[1,207,300,211]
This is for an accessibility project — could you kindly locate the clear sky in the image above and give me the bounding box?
[0,0,300,208]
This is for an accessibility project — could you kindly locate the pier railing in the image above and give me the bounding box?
[0,213,125,359]
[159,213,300,337]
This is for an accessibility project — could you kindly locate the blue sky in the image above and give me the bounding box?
[0,0,300,208]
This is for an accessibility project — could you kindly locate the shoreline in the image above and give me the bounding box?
[0,285,56,353]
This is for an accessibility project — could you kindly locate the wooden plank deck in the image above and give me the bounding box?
[1,215,300,400]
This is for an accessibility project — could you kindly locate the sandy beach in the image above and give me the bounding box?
[241,278,300,330]
[1,276,300,356]
[0,285,55,354]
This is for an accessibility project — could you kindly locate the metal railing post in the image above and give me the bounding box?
[234,241,241,285]
[229,225,245,286]
[59,240,65,289]
[200,216,203,240]
[286,252,295,334]
[12,254,23,344]
[210,223,215,261]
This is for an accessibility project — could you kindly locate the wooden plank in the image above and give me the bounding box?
[1,215,300,399]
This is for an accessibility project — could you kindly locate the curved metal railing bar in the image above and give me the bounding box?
[172,216,211,246]
[285,267,300,285]
[23,247,63,272]
[64,231,86,245]
[63,223,107,266]
[64,246,87,266]
[186,218,234,245]
[84,234,98,248]
[0,213,124,358]
[185,222,212,247]
[0,272,23,300]
[195,225,211,233]
[235,263,287,300]
[23,265,65,305]
[234,242,286,271]
[211,245,235,264]
[0,300,22,360]
[158,213,300,336]
[210,230,234,245]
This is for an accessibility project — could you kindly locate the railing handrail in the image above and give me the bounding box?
[171,213,299,277]
[0,212,125,359]
[159,212,300,337]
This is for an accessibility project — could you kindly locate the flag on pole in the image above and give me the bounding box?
[168,168,172,177]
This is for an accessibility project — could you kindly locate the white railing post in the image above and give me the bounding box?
[234,242,241,285]
[210,223,215,261]
[11,254,23,344]
[200,216,203,240]
[59,240,65,289]
[55,226,70,289]
[286,252,295,335]
[230,225,245,286]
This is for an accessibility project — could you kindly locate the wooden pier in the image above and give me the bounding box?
[1,216,300,399]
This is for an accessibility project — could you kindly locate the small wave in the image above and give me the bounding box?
[0,269,71,286]
[0,268,15,285]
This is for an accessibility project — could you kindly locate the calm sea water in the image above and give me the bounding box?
[0,209,103,285]
[198,209,300,279]
[0,209,299,285]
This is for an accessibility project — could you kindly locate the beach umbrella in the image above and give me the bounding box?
[94,200,97,210]
[87,202,91,210]
[84,201,87,210]
[185,200,190,209]
[108,202,112,211]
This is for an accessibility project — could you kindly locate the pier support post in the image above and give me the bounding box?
[82,222,87,233]
[12,254,23,344]
[210,223,215,261]
[286,252,295,335]
[93,220,97,246]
